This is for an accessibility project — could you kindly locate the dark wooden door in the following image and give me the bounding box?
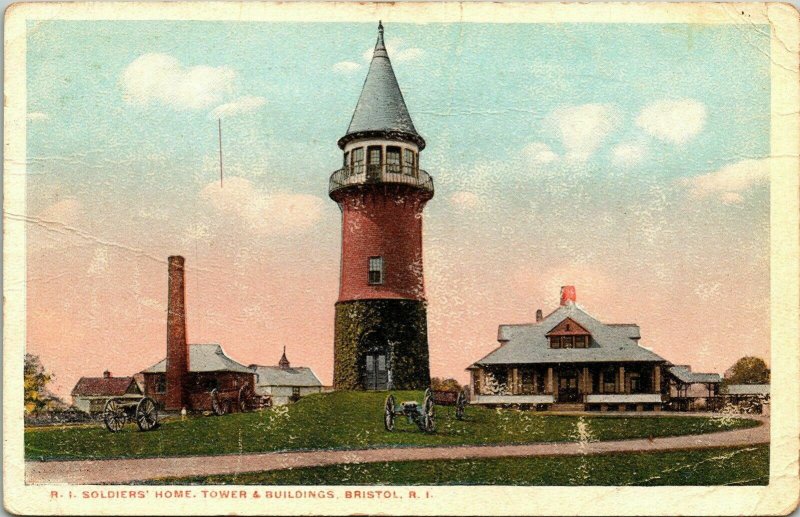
[363,352,388,390]
[558,368,580,402]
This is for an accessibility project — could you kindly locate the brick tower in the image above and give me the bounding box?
[329,22,433,390]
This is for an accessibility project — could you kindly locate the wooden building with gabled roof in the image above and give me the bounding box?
[467,286,668,412]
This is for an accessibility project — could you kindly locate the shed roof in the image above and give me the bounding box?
[251,365,323,387]
[724,384,770,395]
[667,365,721,384]
[339,22,424,149]
[71,377,140,397]
[141,344,253,374]
[472,303,665,366]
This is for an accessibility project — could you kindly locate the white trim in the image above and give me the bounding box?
[472,395,554,404]
[586,394,662,403]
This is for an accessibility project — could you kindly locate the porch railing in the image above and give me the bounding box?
[329,165,434,196]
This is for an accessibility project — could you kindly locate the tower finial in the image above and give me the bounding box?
[279,346,290,369]
[375,21,386,53]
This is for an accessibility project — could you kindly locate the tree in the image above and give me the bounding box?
[430,377,462,393]
[24,354,64,413]
[725,356,770,385]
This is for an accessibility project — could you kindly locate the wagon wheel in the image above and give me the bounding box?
[135,397,159,431]
[238,385,253,412]
[422,388,436,433]
[102,398,127,432]
[210,388,228,416]
[384,394,396,431]
[455,389,467,420]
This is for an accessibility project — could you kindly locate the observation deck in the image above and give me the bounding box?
[329,164,434,199]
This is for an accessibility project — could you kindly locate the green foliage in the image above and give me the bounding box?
[24,354,64,414]
[163,445,769,486]
[334,300,430,389]
[726,356,770,385]
[430,377,462,392]
[25,391,759,461]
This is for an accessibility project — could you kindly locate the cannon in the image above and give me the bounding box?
[102,397,159,432]
[431,388,469,420]
[209,385,269,415]
[384,388,436,433]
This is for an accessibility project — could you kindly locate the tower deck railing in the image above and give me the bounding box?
[329,165,434,196]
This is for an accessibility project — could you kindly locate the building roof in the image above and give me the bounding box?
[339,22,425,149]
[71,376,140,397]
[141,344,253,375]
[471,303,666,366]
[251,365,323,387]
[724,384,770,395]
[667,365,721,384]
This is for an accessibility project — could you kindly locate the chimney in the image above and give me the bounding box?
[535,309,543,323]
[560,285,576,306]
[165,256,188,411]
[103,370,111,378]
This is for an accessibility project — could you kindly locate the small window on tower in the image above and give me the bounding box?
[386,146,401,173]
[368,256,383,285]
[352,147,365,174]
[403,149,416,176]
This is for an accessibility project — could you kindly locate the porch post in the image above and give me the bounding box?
[547,367,554,394]
[599,369,605,394]
[476,369,483,396]
[653,365,661,393]
[583,367,590,394]
[533,370,539,394]
[619,366,626,394]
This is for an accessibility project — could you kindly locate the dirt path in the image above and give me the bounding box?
[26,417,769,484]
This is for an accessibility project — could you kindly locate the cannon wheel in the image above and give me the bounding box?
[384,394,396,431]
[210,388,228,416]
[422,388,436,433]
[135,397,159,431]
[455,389,467,420]
[102,398,127,432]
[238,384,254,412]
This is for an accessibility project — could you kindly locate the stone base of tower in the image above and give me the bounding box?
[333,299,431,390]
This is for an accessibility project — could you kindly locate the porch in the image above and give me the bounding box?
[470,363,664,411]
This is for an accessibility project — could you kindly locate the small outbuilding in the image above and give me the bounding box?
[665,365,722,411]
[71,371,142,414]
[250,348,323,405]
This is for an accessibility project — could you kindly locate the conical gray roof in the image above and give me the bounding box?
[338,22,425,150]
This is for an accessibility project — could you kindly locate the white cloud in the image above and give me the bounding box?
[522,142,559,164]
[200,177,325,234]
[27,112,49,122]
[121,53,236,110]
[611,143,646,167]
[547,104,620,163]
[333,61,362,74]
[636,99,707,144]
[363,38,424,63]
[449,191,483,211]
[209,95,266,120]
[679,158,769,203]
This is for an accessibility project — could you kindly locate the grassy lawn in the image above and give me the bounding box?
[158,445,770,486]
[26,391,760,461]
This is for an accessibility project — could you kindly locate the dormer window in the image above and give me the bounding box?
[547,318,591,349]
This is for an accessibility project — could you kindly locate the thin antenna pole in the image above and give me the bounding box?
[218,118,223,188]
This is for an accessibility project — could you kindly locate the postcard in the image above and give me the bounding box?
[4,2,799,515]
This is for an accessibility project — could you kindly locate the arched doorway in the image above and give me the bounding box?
[360,332,390,390]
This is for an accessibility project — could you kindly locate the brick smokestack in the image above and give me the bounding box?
[535,309,543,322]
[165,256,188,410]
[560,285,576,306]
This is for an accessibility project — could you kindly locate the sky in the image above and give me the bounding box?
[25,21,771,399]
